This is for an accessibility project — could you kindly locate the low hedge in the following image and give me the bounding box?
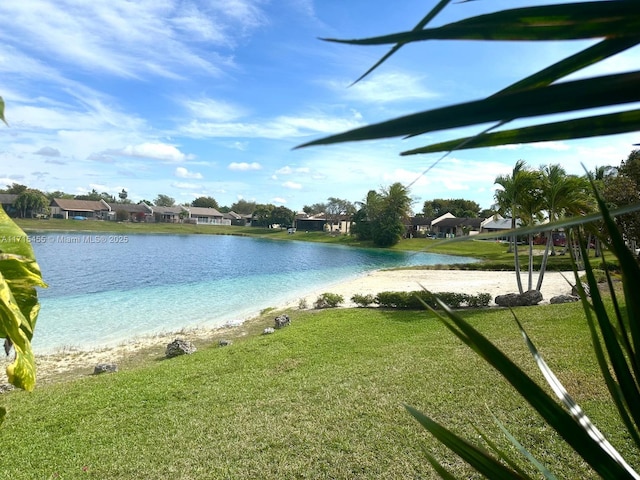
[374,290,492,309]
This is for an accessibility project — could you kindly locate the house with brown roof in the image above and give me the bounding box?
[151,205,187,223]
[110,202,153,222]
[50,198,111,219]
[184,206,230,225]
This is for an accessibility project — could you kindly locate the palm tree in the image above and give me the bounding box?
[536,165,592,290]
[494,160,538,293]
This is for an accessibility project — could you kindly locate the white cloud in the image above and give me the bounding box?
[119,143,188,162]
[530,141,571,151]
[328,72,439,103]
[228,162,262,171]
[175,166,203,179]
[282,181,302,190]
[272,197,287,204]
[275,166,310,175]
[182,97,247,121]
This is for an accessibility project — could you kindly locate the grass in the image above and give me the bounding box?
[1,303,637,479]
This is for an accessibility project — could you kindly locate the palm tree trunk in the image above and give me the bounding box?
[528,233,534,291]
[513,233,524,294]
[536,232,553,291]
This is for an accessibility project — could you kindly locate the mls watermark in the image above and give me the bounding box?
[0,235,130,244]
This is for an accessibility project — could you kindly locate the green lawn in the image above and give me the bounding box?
[1,304,636,479]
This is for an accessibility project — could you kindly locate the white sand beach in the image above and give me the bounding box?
[2,268,579,386]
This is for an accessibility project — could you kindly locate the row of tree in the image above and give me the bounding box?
[493,150,640,294]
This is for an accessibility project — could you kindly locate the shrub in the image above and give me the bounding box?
[298,297,308,310]
[466,292,492,308]
[351,293,375,307]
[313,292,344,309]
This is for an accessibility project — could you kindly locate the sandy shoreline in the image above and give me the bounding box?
[2,268,579,387]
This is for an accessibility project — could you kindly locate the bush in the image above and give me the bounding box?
[313,292,344,309]
[375,291,492,310]
[298,298,308,310]
[350,293,375,307]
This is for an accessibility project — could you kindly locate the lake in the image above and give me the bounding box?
[29,232,475,353]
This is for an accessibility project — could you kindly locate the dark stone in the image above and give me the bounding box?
[93,363,118,375]
[495,290,543,307]
[274,314,291,329]
[218,339,232,347]
[571,282,591,297]
[165,339,197,358]
[550,295,580,304]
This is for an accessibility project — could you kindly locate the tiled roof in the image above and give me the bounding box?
[109,203,152,213]
[187,206,223,217]
[51,198,110,211]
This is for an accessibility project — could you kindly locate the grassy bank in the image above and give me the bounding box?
[1,304,637,479]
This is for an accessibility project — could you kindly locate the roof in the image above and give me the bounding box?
[0,194,18,204]
[482,217,520,230]
[152,206,185,214]
[51,198,110,211]
[411,216,433,226]
[109,203,152,213]
[187,206,223,217]
[434,217,483,228]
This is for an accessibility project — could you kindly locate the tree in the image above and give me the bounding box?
[154,194,176,207]
[118,189,129,203]
[494,160,539,293]
[75,189,102,201]
[46,190,74,200]
[191,196,219,209]
[357,182,413,247]
[325,197,355,234]
[252,204,275,227]
[603,150,640,249]
[14,190,49,218]
[2,183,28,195]
[536,165,591,290]
[230,199,256,215]
[302,202,326,215]
[270,205,295,228]
[422,198,481,218]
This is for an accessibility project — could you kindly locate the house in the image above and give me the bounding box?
[480,215,521,242]
[431,216,483,238]
[109,202,153,222]
[294,213,326,232]
[184,206,230,225]
[294,213,352,233]
[50,198,111,219]
[224,211,251,226]
[411,215,434,236]
[0,194,18,217]
[151,205,186,223]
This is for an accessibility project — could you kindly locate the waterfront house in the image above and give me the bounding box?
[109,202,153,222]
[184,206,230,225]
[151,205,186,223]
[50,198,111,219]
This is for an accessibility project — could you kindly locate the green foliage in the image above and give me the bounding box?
[0,96,7,126]
[0,208,47,394]
[115,209,129,222]
[154,194,176,207]
[351,293,376,307]
[313,292,344,309]
[423,198,481,218]
[191,196,219,209]
[354,183,412,247]
[374,291,489,310]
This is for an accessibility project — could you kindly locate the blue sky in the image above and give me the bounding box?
[1,0,638,212]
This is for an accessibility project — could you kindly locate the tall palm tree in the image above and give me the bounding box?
[536,165,591,290]
[494,160,538,293]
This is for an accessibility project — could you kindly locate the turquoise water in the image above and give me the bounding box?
[29,233,475,353]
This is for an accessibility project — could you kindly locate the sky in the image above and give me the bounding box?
[0,0,638,213]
